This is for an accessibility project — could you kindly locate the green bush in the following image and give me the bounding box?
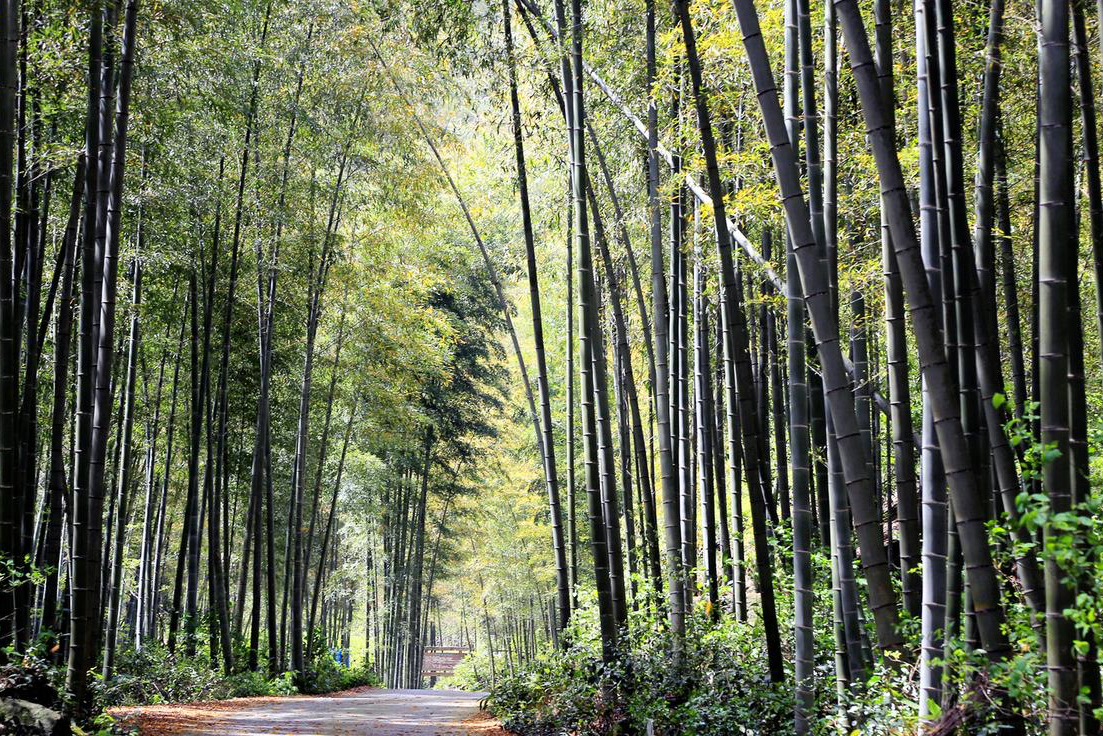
[92,645,235,707]
[487,601,790,736]
[92,644,381,707]
[301,631,380,694]
[487,543,1055,735]
[0,652,63,709]
[301,657,379,694]
[222,669,298,698]
[451,651,495,691]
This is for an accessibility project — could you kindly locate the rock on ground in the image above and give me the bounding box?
[0,697,70,736]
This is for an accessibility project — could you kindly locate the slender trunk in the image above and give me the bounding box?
[0,0,20,656]
[869,0,919,620]
[587,205,629,632]
[996,146,1027,420]
[189,165,222,658]
[586,120,655,426]
[711,313,733,601]
[207,4,271,669]
[1038,0,1078,727]
[825,1,868,683]
[732,0,911,657]
[66,3,103,704]
[1072,7,1103,723]
[781,2,814,692]
[152,296,186,646]
[86,0,138,666]
[303,302,347,588]
[673,0,784,679]
[16,85,48,648]
[502,0,570,632]
[611,315,638,607]
[168,265,198,654]
[41,158,85,639]
[965,0,1047,626]
[566,0,618,657]
[789,214,813,734]
[675,198,692,599]
[290,214,337,683]
[645,0,685,649]
[587,124,662,595]
[102,257,141,680]
[566,191,578,606]
[307,403,357,657]
[692,239,718,616]
[135,290,169,651]
[591,192,662,601]
[915,0,948,716]
[830,0,1021,711]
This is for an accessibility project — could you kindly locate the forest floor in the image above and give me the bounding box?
[109,686,500,735]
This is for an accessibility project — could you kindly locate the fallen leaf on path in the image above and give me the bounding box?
[462,710,510,736]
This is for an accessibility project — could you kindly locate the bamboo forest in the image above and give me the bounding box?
[3,0,1103,733]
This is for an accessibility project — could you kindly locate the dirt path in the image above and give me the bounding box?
[111,687,498,735]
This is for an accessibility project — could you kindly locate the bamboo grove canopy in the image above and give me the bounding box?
[0,0,1102,733]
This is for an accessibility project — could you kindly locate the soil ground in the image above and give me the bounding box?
[109,687,503,735]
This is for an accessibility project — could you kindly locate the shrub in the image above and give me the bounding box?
[91,645,232,708]
[0,653,62,709]
[487,603,790,736]
[301,631,380,694]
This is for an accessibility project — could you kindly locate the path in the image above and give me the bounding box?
[112,687,497,735]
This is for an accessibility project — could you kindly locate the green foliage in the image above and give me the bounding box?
[90,642,373,709]
[0,652,64,710]
[302,655,380,695]
[484,528,1069,736]
[487,602,790,735]
[223,670,299,698]
[301,629,381,694]
[89,710,134,736]
[91,645,252,707]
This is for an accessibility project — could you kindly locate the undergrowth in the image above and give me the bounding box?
[475,543,1051,735]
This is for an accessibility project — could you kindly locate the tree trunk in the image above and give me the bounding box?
[831,0,1022,706]
[1038,0,1078,727]
[102,256,141,680]
[645,0,685,648]
[1071,6,1103,726]
[565,0,618,658]
[996,145,1027,420]
[308,403,357,655]
[732,0,912,657]
[87,0,138,664]
[66,2,103,704]
[502,0,571,633]
[788,217,813,734]
[673,0,784,679]
[303,300,347,590]
[41,157,84,640]
[691,227,718,616]
[915,0,948,716]
[0,0,20,658]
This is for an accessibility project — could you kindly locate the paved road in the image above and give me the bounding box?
[115,688,492,735]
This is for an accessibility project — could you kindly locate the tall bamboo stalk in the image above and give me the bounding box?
[1038,0,1078,726]
[674,0,784,680]
[730,0,903,657]
[502,0,571,632]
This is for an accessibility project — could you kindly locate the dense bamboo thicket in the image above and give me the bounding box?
[3,0,1103,733]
